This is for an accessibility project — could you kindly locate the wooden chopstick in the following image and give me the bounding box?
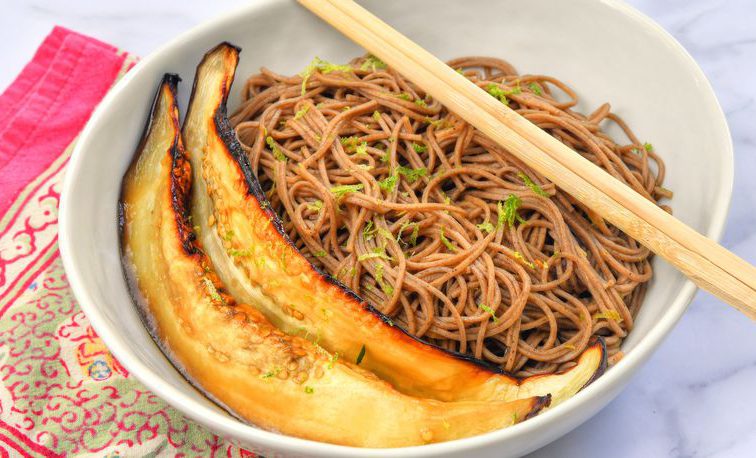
[297,0,756,319]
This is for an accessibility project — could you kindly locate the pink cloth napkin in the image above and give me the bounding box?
[0,26,254,457]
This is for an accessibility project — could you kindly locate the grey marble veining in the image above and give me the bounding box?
[1,1,755,456]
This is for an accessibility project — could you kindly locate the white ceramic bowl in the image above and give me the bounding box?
[58,0,733,456]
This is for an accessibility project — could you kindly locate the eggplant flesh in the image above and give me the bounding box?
[120,73,551,447]
[182,43,606,406]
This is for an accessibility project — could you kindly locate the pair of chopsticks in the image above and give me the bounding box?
[297,0,756,319]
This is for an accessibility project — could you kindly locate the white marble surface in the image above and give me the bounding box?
[2,0,755,456]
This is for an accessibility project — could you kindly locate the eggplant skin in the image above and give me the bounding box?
[119,72,551,447]
[183,43,607,406]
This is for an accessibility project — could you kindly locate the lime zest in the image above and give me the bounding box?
[266,136,287,161]
[476,220,494,234]
[411,142,428,154]
[439,227,457,252]
[528,82,543,95]
[498,195,525,227]
[517,172,549,197]
[300,57,353,95]
[397,165,428,183]
[360,54,387,71]
[330,183,364,199]
[478,303,499,323]
[358,246,392,262]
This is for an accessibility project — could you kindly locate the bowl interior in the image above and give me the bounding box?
[60,0,732,456]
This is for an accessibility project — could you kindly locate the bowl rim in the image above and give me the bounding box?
[58,0,734,456]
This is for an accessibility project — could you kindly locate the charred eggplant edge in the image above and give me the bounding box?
[117,74,246,421]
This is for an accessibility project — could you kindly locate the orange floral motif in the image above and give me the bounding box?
[0,257,253,455]
[58,311,130,383]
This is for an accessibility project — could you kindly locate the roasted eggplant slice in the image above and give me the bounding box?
[182,43,606,407]
[120,73,551,447]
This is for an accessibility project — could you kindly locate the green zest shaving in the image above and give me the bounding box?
[330,183,364,199]
[414,99,428,108]
[223,230,234,241]
[363,220,377,240]
[425,117,447,128]
[261,367,281,380]
[397,221,420,246]
[643,142,654,152]
[409,224,420,246]
[518,172,549,197]
[396,92,412,101]
[439,227,457,252]
[372,110,382,122]
[337,266,349,279]
[202,278,222,302]
[341,136,368,157]
[340,136,358,148]
[498,195,525,227]
[307,200,323,212]
[528,82,543,95]
[294,105,309,120]
[228,248,253,258]
[397,165,428,183]
[360,54,387,71]
[358,246,392,262]
[355,142,368,157]
[411,142,428,154]
[375,263,394,296]
[486,83,522,105]
[478,303,499,323]
[486,83,508,104]
[300,57,353,95]
[266,136,287,161]
[313,250,327,258]
[327,352,339,369]
[377,227,393,241]
[374,263,386,288]
[304,386,315,394]
[476,220,494,234]
[378,171,399,192]
[356,344,367,365]
[513,251,535,269]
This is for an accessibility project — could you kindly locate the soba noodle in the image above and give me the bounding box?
[230,55,671,376]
